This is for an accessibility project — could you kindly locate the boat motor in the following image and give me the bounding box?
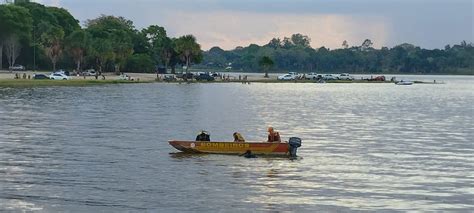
[288,137,302,158]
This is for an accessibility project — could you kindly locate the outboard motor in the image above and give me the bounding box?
[288,137,302,159]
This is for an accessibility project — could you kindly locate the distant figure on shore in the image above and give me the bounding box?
[267,127,281,142]
[233,132,245,142]
[22,73,27,79]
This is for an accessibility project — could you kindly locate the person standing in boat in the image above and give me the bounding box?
[233,132,245,142]
[267,127,281,142]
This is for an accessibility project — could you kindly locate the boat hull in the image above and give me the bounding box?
[396,81,413,85]
[168,140,289,156]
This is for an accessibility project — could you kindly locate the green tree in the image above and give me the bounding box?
[46,7,80,36]
[267,38,282,49]
[291,33,311,48]
[14,1,77,70]
[0,4,32,69]
[259,56,274,78]
[4,35,21,68]
[125,54,154,73]
[86,15,135,73]
[142,25,168,68]
[40,25,64,70]
[361,39,373,51]
[342,40,349,49]
[65,30,90,71]
[160,37,176,74]
[89,37,114,73]
[174,35,202,73]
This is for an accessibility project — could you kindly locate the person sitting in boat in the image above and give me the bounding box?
[196,130,210,141]
[267,127,281,142]
[233,132,245,142]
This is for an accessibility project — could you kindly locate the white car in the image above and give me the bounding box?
[117,74,132,80]
[9,65,25,71]
[278,74,296,80]
[84,69,96,76]
[305,73,320,80]
[50,73,70,80]
[322,74,338,80]
[338,73,354,80]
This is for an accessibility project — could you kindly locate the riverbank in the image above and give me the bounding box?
[0,70,444,87]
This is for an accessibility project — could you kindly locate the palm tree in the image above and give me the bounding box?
[174,35,202,73]
[65,30,89,72]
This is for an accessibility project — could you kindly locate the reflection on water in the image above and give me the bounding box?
[0,76,473,212]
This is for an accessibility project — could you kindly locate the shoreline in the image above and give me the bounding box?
[0,70,451,88]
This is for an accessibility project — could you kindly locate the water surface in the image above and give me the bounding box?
[0,76,473,212]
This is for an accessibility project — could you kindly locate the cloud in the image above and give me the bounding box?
[163,11,390,50]
[38,0,472,49]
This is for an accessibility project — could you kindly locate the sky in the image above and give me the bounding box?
[34,0,473,50]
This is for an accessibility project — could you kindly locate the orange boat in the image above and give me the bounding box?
[169,137,302,157]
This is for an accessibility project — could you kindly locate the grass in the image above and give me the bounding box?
[0,79,152,88]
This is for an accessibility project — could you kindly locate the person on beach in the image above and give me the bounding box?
[267,127,281,142]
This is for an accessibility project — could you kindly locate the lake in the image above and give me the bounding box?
[0,75,473,212]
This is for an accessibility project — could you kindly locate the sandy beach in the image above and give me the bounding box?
[0,70,279,82]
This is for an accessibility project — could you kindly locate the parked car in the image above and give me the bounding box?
[9,65,25,71]
[176,72,194,79]
[338,73,354,80]
[278,74,296,80]
[210,72,219,77]
[83,69,96,76]
[117,74,132,80]
[195,73,215,81]
[305,73,320,80]
[33,74,49,79]
[163,75,176,82]
[50,73,70,80]
[322,74,338,80]
[371,75,386,81]
[53,69,70,76]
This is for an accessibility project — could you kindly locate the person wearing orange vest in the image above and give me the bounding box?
[267,127,281,142]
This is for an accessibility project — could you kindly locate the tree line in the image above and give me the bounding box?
[1,1,472,75]
[0,1,202,74]
[200,34,474,75]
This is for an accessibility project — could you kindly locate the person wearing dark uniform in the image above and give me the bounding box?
[196,130,210,141]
